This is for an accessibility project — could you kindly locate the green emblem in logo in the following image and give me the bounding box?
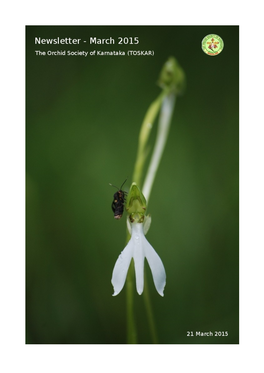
[201,34,224,56]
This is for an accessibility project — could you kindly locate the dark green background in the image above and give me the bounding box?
[26,26,239,344]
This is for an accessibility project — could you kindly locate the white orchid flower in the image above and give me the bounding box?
[111,220,166,296]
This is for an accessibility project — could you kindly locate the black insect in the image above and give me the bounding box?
[109,179,127,220]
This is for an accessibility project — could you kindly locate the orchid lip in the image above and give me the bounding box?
[111,222,166,296]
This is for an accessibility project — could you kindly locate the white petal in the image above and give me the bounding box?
[143,239,166,296]
[133,241,145,295]
[143,215,152,235]
[111,240,133,296]
[131,223,145,295]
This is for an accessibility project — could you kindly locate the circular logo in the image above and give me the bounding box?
[201,34,224,56]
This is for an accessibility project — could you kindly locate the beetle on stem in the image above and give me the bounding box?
[109,179,127,220]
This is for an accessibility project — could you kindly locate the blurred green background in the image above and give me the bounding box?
[26,26,239,344]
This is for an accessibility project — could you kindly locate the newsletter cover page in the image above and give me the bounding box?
[26,26,239,344]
